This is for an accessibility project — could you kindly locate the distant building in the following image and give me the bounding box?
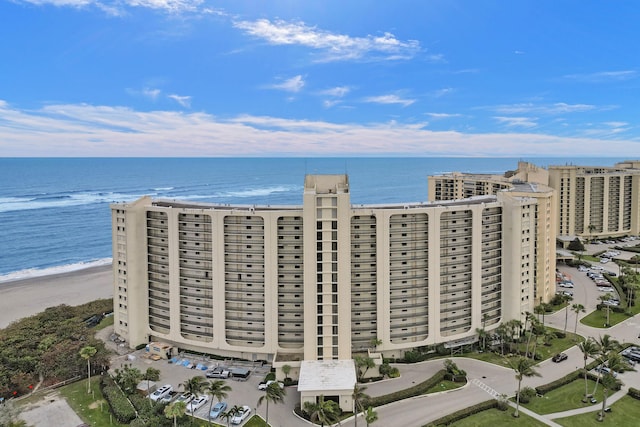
[548,161,640,240]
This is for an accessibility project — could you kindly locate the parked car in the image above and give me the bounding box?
[209,401,227,420]
[160,391,178,404]
[558,282,574,288]
[231,405,252,424]
[206,367,230,379]
[552,353,568,363]
[176,392,195,404]
[258,380,284,390]
[150,384,173,401]
[187,395,209,413]
[594,365,617,377]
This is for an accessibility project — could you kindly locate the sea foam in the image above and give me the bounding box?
[0,258,112,284]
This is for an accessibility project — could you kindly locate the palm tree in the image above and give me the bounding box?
[475,327,488,352]
[258,381,286,426]
[369,337,382,352]
[354,356,375,381]
[578,338,600,402]
[365,406,378,427]
[592,334,620,395]
[79,345,97,394]
[599,294,613,326]
[587,223,596,243]
[598,374,620,421]
[571,303,585,335]
[205,379,231,426]
[223,405,242,427]
[507,356,541,418]
[303,395,341,427]
[352,384,370,427]
[181,375,207,424]
[164,401,187,427]
[533,304,545,323]
[143,367,160,403]
[562,294,574,333]
[219,409,233,427]
[598,352,626,421]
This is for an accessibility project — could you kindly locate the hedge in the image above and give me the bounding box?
[100,376,137,423]
[424,400,498,426]
[363,369,448,408]
[628,387,640,400]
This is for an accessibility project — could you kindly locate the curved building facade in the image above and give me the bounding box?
[112,174,553,362]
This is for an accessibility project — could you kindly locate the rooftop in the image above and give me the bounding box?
[297,359,357,392]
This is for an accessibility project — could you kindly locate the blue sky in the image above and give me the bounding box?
[1,0,639,157]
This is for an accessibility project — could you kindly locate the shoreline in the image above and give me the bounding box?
[0,264,113,329]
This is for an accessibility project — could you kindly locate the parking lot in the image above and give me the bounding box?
[111,351,283,425]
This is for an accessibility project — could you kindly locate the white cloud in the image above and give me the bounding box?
[494,116,538,128]
[168,94,191,108]
[268,75,305,93]
[563,70,637,82]
[364,94,415,107]
[1,100,637,157]
[320,86,351,97]
[426,112,462,119]
[491,102,596,115]
[142,88,161,100]
[432,88,454,98]
[233,19,421,62]
[15,0,208,14]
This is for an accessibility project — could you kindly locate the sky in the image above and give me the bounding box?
[1,0,639,157]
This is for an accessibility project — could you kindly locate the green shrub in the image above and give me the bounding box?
[536,370,582,395]
[628,387,640,400]
[518,386,536,404]
[364,370,447,408]
[389,367,400,378]
[135,343,147,351]
[103,385,136,423]
[379,362,391,377]
[425,400,498,426]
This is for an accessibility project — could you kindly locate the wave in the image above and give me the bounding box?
[0,185,300,213]
[0,258,113,284]
[0,191,149,213]
[220,185,300,198]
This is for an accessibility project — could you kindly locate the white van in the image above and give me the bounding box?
[150,384,173,401]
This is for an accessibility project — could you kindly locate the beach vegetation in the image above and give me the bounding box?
[0,299,112,399]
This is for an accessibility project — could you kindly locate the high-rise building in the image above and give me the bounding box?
[548,161,640,239]
[112,173,554,365]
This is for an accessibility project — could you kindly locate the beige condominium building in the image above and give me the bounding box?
[548,161,640,240]
[428,162,557,307]
[112,171,555,382]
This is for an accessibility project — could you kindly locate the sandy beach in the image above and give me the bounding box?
[0,264,113,329]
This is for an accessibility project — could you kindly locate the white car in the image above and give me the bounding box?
[258,380,284,390]
[558,282,574,288]
[591,265,604,271]
[150,384,173,401]
[231,405,252,424]
[187,395,209,413]
[176,392,195,404]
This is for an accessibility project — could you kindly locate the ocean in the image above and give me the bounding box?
[0,157,625,282]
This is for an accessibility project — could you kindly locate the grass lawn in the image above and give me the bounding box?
[553,396,640,426]
[243,415,271,426]
[449,407,547,427]
[94,314,114,331]
[580,309,630,328]
[522,379,604,415]
[58,377,128,427]
[425,379,465,394]
[463,328,580,367]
